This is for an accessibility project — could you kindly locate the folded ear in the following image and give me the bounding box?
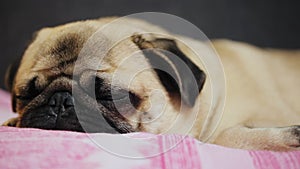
[132,35,206,107]
[5,58,21,92]
[5,58,21,112]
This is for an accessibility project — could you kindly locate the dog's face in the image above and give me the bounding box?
[5,19,206,134]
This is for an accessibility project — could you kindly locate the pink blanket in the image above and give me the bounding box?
[1,89,300,169]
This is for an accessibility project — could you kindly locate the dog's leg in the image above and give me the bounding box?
[213,125,300,151]
[2,117,19,127]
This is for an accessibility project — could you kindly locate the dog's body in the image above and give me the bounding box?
[212,40,300,150]
[3,17,300,151]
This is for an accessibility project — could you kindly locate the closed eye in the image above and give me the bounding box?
[93,77,141,106]
[15,76,40,100]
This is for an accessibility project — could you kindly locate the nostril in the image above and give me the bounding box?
[48,92,74,108]
[64,97,75,107]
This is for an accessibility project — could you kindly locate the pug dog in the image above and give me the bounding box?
[3,17,300,151]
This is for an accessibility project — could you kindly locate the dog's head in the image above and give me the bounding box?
[5,18,206,134]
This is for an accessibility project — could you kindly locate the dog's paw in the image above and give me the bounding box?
[282,125,300,150]
[2,117,19,127]
[286,125,300,148]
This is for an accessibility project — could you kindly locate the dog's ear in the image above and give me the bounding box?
[5,31,39,92]
[5,58,21,92]
[132,35,206,107]
[5,58,21,112]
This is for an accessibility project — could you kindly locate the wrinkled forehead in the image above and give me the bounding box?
[19,22,97,71]
[15,20,151,86]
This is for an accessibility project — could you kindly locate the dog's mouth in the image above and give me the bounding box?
[18,78,139,133]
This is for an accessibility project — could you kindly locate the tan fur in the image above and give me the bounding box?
[3,17,300,151]
[211,40,300,150]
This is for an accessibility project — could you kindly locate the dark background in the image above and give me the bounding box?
[1,0,299,89]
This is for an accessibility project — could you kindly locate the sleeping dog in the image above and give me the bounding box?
[3,17,300,151]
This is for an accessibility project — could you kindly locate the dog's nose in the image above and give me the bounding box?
[48,92,74,116]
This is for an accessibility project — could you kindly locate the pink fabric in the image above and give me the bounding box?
[0,89,16,124]
[1,127,300,169]
[1,89,300,169]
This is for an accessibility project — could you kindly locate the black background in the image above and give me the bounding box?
[1,0,299,89]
